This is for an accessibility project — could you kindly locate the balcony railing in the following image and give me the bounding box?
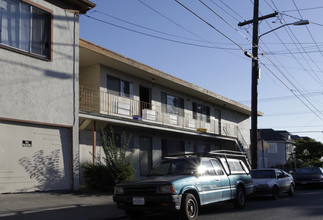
[79,85,243,140]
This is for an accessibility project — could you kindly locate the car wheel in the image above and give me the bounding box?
[125,210,144,219]
[180,193,198,220]
[288,184,295,196]
[233,186,246,209]
[272,186,279,200]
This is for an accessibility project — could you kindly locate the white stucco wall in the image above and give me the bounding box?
[0,0,80,190]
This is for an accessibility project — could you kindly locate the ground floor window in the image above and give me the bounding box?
[193,144,210,153]
[162,139,185,157]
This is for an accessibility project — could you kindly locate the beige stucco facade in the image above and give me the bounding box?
[0,0,95,193]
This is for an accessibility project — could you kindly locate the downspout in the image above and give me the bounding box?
[71,11,78,191]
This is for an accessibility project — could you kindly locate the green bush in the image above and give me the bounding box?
[82,126,136,192]
[82,162,113,192]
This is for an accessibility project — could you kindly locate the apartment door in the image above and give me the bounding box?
[139,137,152,176]
[139,86,151,115]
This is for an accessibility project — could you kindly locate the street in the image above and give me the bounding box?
[115,188,323,220]
[1,188,322,220]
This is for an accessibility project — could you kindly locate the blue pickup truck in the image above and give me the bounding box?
[113,151,253,220]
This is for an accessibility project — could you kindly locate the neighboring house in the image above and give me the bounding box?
[257,129,296,169]
[0,0,95,193]
[79,39,253,178]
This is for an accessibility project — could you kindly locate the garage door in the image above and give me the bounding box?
[0,121,72,193]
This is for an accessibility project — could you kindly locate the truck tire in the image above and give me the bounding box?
[233,186,246,209]
[180,193,198,220]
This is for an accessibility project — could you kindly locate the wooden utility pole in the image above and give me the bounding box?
[238,1,277,169]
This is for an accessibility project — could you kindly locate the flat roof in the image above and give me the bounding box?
[80,38,263,117]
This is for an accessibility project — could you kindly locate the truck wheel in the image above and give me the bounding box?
[233,186,246,209]
[180,193,198,220]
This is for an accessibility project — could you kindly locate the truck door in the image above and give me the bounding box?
[211,159,232,200]
[199,160,228,204]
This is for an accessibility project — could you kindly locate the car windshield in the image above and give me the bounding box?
[149,159,199,176]
[251,170,276,179]
[295,167,322,174]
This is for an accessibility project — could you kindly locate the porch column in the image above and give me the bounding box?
[92,120,96,164]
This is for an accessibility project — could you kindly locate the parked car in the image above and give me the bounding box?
[113,151,253,220]
[251,168,295,200]
[293,167,323,188]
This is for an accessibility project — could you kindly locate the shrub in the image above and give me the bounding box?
[82,162,113,191]
[82,126,136,192]
[100,126,136,185]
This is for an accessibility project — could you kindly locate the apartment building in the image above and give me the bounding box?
[0,0,95,193]
[79,39,253,177]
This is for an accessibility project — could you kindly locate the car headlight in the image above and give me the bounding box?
[114,186,124,195]
[159,184,175,194]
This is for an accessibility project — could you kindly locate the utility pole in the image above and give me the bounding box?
[238,1,277,169]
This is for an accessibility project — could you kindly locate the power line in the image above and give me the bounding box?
[136,0,214,46]
[239,91,323,104]
[92,10,210,43]
[82,14,241,50]
[198,0,253,45]
[258,53,323,121]
[292,0,323,59]
[282,6,323,13]
[174,0,250,54]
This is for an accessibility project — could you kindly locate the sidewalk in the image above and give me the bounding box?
[0,190,126,220]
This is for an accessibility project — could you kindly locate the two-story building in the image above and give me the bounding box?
[257,129,296,169]
[79,39,253,177]
[0,0,95,193]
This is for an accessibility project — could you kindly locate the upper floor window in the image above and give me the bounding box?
[107,75,134,98]
[0,0,51,59]
[193,103,210,122]
[161,92,184,116]
[268,143,277,153]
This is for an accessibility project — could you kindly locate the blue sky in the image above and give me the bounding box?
[80,0,323,142]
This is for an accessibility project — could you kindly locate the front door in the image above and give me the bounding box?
[139,137,152,176]
[139,86,151,115]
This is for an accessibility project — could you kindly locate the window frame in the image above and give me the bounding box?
[192,102,210,123]
[0,0,53,61]
[161,92,184,116]
[107,75,134,98]
[268,143,278,153]
[161,139,185,157]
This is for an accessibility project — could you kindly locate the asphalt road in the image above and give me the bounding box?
[122,188,323,220]
[1,188,322,220]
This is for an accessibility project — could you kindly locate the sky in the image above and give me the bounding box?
[80,0,323,143]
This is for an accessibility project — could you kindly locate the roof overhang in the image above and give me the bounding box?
[80,39,262,117]
[45,0,96,14]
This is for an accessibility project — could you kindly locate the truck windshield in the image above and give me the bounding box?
[149,159,198,176]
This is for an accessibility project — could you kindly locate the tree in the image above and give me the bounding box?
[294,138,323,167]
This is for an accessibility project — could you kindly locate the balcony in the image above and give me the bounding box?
[79,85,241,138]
